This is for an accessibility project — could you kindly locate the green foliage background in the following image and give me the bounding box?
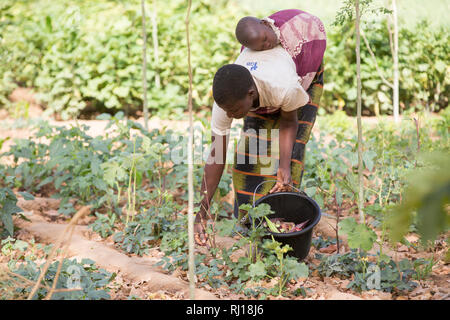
[0,0,448,119]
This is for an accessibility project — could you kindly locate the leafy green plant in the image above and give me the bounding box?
[5,258,115,300]
[315,250,363,278]
[1,237,115,300]
[387,151,450,247]
[0,188,33,237]
[4,136,52,192]
[411,257,436,281]
[214,204,308,297]
[0,188,22,237]
[315,251,419,293]
[261,239,309,296]
[339,217,377,252]
[0,0,241,118]
[89,212,117,239]
[1,0,447,117]
[235,203,273,263]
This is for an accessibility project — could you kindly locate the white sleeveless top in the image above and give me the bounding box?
[211,45,309,136]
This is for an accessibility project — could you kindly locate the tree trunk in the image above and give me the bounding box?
[392,0,400,122]
[185,0,195,300]
[355,0,365,224]
[141,0,149,130]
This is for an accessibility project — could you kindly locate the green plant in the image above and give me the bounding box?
[261,238,309,296]
[0,188,21,237]
[387,151,450,247]
[1,237,115,300]
[0,188,33,237]
[339,217,378,252]
[1,1,447,117]
[5,258,115,300]
[412,257,436,281]
[315,250,363,278]
[235,203,273,263]
[312,236,337,250]
[4,136,52,192]
[89,212,117,239]
[0,0,241,118]
[315,251,419,293]
[214,204,308,297]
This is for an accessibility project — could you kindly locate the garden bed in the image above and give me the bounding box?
[1,115,449,300]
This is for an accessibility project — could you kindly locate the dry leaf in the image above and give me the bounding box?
[319,244,337,254]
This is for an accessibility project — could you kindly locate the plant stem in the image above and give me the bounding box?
[334,189,341,253]
[360,29,393,89]
[132,161,137,222]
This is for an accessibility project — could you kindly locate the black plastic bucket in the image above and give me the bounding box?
[255,192,321,261]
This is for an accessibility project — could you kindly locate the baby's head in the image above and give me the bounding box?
[235,16,278,51]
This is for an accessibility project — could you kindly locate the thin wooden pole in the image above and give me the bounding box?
[392,0,400,123]
[151,0,161,89]
[141,0,149,130]
[355,0,365,224]
[185,0,195,300]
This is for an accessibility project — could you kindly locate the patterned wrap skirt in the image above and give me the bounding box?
[232,63,324,218]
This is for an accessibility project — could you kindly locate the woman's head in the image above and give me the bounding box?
[235,16,278,51]
[212,64,258,119]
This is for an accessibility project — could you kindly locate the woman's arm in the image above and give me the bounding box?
[270,109,298,193]
[198,133,229,216]
[195,133,228,246]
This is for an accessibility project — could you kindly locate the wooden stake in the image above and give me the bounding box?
[185,0,196,300]
[141,0,149,130]
[392,0,400,123]
[355,0,365,224]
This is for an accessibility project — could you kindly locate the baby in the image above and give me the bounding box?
[235,9,326,90]
[235,16,279,51]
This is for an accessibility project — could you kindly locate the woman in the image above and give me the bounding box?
[195,9,326,246]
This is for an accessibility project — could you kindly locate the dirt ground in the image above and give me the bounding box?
[0,89,448,300]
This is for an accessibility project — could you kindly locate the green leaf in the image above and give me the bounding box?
[2,199,23,216]
[216,218,237,237]
[249,203,274,219]
[37,176,54,188]
[96,113,111,120]
[434,60,446,73]
[113,86,129,98]
[284,259,309,280]
[18,192,35,200]
[338,217,358,235]
[45,15,52,32]
[264,216,280,233]
[13,239,29,252]
[304,187,316,197]
[363,150,377,172]
[248,261,266,279]
[347,224,377,251]
[101,161,127,186]
[339,217,377,251]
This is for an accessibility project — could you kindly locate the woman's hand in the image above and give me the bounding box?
[269,166,292,193]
